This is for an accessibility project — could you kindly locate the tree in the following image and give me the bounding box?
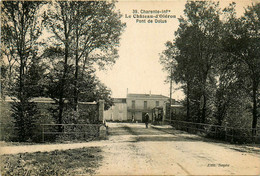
[0,59,8,99]
[213,2,241,126]
[43,1,125,126]
[70,1,125,111]
[222,3,260,129]
[161,1,222,123]
[161,1,259,135]
[1,1,44,141]
[160,41,193,120]
[241,3,260,130]
[43,1,79,128]
[1,3,18,94]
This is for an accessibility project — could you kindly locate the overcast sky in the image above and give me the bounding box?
[96,0,255,99]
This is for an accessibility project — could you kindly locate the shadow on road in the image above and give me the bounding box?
[106,123,260,155]
[135,135,202,142]
[109,125,204,142]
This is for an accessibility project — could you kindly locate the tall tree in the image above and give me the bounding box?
[222,3,260,129]
[164,1,222,123]
[44,1,125,126]
[44,1,78,128]
[160,41,193,120]
[70,1,125,111]
[1,1,44,141]
[241,3,260,130]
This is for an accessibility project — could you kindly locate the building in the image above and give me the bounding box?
[126,93,169,122]
[104,93,183,123]
[104,98,127,121]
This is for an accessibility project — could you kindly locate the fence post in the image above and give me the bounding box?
[42,125,44,143]
[214,126,217,138]
[252,128,256,143]
[98,100,105,122]
[225,128,227,141]
[231,128,234,143]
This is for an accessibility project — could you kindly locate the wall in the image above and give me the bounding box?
[104,102,127,121]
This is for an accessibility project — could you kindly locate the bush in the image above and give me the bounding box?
[11,101,39,142]
[0,101,15,141]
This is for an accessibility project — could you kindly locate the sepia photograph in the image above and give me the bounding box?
[0,0,259,175]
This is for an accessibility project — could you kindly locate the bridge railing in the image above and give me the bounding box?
[165,119,259,143]
[40,124,102,142]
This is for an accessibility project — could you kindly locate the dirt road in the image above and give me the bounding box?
[96,122,260,175]
[1,122,259,175]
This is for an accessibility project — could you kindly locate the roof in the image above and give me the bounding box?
[127,93,169,99]
[3,97,55,103]
[171,104,184,108]
[112,98,126,103]
[2,96,97,104]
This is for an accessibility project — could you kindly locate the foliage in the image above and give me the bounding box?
[1,1,45,142]
[1,147,102,176]
[160,1,260,131]
[0,62,8,98]
[161,1,222,123]
[42,1,125,126]
[0,101,15,141]
[11,101,38,142]
[0,0,122,142]
[221,2,260,129]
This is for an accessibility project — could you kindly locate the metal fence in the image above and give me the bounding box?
[40,124,102,142]
[165,119,260,144]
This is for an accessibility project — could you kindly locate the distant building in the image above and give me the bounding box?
[104,98,127,121]
[126,93,169,122]
[104,93,184,123]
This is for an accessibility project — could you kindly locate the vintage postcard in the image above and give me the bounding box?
[1,0,259,175]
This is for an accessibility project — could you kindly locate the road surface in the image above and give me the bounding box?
[1,122,259,175]
[96,122,260,175]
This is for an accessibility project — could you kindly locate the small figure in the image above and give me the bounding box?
[144,113,149,128]
[132,115,135,123]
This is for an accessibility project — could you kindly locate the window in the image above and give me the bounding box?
[144,101,147,109]
[132,100,135,109]
[156,101,159,106]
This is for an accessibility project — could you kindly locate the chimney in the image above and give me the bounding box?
[127,88,128,95]
[149,90,151,96]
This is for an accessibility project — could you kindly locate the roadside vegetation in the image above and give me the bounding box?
[1,1,125,142]
[0,147,102,176]
[160,2,259,142]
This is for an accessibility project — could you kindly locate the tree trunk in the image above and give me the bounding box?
[186,82,190,121]
[201,72,208,124]
[251,81,258,135]
[74,57,79,111]
[19,8,26,140]
[82,53,89,78]
[57,43,69,132]
[74,6,80,112]
[74,19,79,111]
[202,94,206,123]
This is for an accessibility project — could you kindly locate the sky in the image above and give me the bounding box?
[95,0,256,99]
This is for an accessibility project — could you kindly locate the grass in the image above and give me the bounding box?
[0,147,102,176]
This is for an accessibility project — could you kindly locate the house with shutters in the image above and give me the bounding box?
[104,93,183,122]
[126,93,170,122]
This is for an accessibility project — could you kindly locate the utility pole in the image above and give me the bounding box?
[169,67,173,122]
